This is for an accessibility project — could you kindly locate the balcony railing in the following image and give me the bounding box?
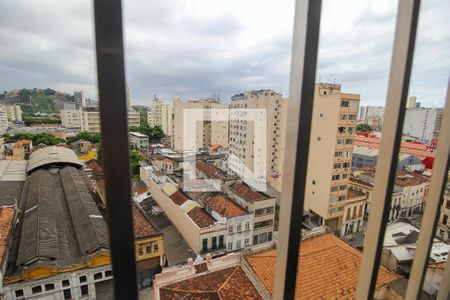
[91,0,449,299]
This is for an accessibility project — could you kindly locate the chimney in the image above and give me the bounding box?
[206,253,212,265]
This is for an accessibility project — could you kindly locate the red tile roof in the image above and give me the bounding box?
[196,161,224,179]
[0,207,14,262]
[229,183,270,202]
[187,206,216,228]
[205,194,249,217]
[170,190,189,206]
[159,266,262,299]
[133,204,160,239]
[246,233,400,299]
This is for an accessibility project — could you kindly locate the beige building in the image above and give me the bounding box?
[4,105,22,122]
[304,83,360,234]
[172,98,228,151]
[228,90,288,188]
[0,106,8,134]
[79,107,140,132]
[61,103,82,128]
[436,182,449,242]
[148,96,172,136]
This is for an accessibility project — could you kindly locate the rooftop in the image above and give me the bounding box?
[129,131,148,138]
[170,189,190,206]
[0,160,27,181]
[204,194,249,217]
[245,233,399,299]
[27,146,83,173]
[0,207,15,263]
[229,182,271,202]
[187,206,217,228]
[196,160,229,180]
[6,164,110,281]
[133,203,160,239]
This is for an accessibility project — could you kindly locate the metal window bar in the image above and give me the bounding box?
[356,0,421,299]
[273,0,322,299]
[405,81,450,299]
[93,0,139,298]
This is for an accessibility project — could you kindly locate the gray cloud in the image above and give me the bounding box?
[0,0,448,107]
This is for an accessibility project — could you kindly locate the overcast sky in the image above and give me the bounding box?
[0,0,448,107]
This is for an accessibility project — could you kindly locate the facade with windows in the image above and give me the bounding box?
[224,182,275,245]
[436,183,450,242]
[305,83,360,235]
[129,131,149,151]
[148,96,172,136]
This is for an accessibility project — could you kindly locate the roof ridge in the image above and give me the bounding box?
[218,265,239,292]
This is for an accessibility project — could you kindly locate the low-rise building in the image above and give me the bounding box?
[436,183,449,242]
[2,146,113,300]
[340,188,367,236]
[225,182,275,246]
[203,194,253,251]
[195,161,238,191]
[129,132,149,151]
[60,103,82,128]
[5,140,32,160]
[133,203,164,290]
[352,145,422,171]
[149,156,178,174]
[0,106,7,135]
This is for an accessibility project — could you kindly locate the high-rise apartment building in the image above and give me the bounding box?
[79,106,140,132]
[403,107,443,141]
[358,106,384,130]
[0,106,8,134]
[148,96,173,136]
[4,105,22,122]
[172,98,228,151]
[228,90,287,188]
[304,83,360,234]
[74,90,85,108]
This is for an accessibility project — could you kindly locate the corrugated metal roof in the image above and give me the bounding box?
[0,160,27,181]
[27,146,83,173]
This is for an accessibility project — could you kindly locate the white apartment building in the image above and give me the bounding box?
[403,107,443,141]
[228,90,288,189]
[148,96,172,136]
[172,98,228,151]
[304,83,360,234]
[61,103,81,128]
[0,106,8,134]
[4,105,22,122]
[203,194,254,251]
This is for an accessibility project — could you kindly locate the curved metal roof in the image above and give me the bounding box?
[27,146,83,173]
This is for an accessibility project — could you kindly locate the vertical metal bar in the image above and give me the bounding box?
[355,1,421,299]
[406,81,450,298]
[93,0,138,298]
[437,259,450,300]
[273,0,321,299]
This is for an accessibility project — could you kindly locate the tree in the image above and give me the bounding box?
[129,124,165,141]
[130,150,145,177]
[66,131,101,145]
[356,123,372,132]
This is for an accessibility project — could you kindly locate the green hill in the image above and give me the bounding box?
[0,88,74,113]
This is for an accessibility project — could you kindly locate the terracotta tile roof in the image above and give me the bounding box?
[196,161,224,179]
[209,144,221,151]
[136,256,160,272]
[347,188,365,199]
[85,159,104,178]
[194,262,208,274]
[245,233,400,299]
[133,204,160,239]
[159,265,262,299]
[170,190,190,206]
[205,194,249,217]
[229,183,270,202]
[354,137,435,160]
[428,262,446,269]
[187,206,216,228]
[0,207,14,262]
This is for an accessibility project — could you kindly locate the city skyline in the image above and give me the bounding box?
[1,0,449,107]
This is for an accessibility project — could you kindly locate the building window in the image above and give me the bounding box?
[212,236,217,249]
[154,243,159,252]
[14,290,24,299]
[443,214,448,225]
[338,195,346,201]
[237,223,242,232]
[105,270,113,278]
[245,238,250,246]
[245,222,250,231]
[236,240,242,249]
[253,235,258,245]
[228,225,233,234]
[268,232,273,241]
[79,276,87,283]
[330,186,338,192]
[334,163,341,169]
[32,286,42,294]
[341,100,349,107]
[228,242,233,251]
[63,289,72,300]
[80,285,88,296]
[335,151,343,157]
[138,245,143,256]
[342,174,348,179]
[94,272,103,280]
[339,185,347,191]
[202,238,208,251]
[337,126,345,133]
[146,243,152,254]
[62,280,70,287]
[219,235,224,248]
[332,175,340,181]
[45,283,55,291]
